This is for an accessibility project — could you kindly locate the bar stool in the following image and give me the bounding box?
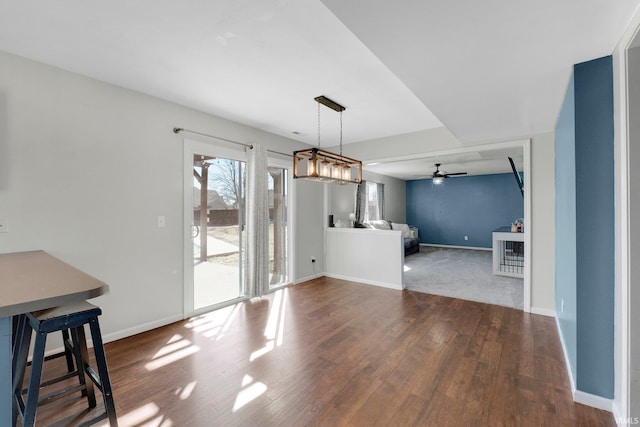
[12,301,118,426]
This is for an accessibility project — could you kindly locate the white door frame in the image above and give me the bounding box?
[266,156,295,289]
[364,139,531,312]
[613,7,640,420]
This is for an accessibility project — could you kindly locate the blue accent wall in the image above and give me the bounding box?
[555,56,614,399]
[406,173,523,248]
[574,56,615,397]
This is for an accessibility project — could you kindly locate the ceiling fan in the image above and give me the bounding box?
[432,163,467,184]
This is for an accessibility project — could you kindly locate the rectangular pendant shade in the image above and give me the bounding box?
[293,148,362,184]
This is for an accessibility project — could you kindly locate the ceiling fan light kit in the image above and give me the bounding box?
[293,96,362,185]
[431,163,467,184]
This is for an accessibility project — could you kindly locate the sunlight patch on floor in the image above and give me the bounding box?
[233,374,267,412]
[104,402,174,427]
[404,264,412,272]
[184,304,240,340]
[152,334,191,358]
[175,380,198,400]
[145,335,200,371]
[250,341,274,362]
[249,288,287,361]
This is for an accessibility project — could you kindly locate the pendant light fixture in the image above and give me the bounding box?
[293,96,362,184]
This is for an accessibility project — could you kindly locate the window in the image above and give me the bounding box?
[357,181,384,223]
[365,181,381,221]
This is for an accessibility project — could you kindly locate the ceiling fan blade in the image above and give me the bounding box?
[444,172,467,177]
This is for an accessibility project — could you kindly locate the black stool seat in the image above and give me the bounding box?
[13,301,118,426]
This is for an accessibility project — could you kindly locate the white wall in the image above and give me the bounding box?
[528,132,556,314]
[0,50,321,341]
[325,228,404,289]
[327,170,407,226]
[294,179,326,281]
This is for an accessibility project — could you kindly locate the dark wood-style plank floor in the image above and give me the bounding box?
[23,277,615,426]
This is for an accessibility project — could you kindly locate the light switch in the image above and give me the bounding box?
[0,217,7,233]
[157,216,166,228]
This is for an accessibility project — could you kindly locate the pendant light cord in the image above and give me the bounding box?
[317,102,321,149]
[339,111,343,156]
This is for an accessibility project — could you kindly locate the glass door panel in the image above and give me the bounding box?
[268,167,288,288]
[193,155,246,310]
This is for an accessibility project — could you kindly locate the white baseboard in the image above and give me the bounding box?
[294,272,325,284]
[325,273,403,291]
[42,313,184,358]
[420,243,492,251]
[574,390,614,413]
[102,314,184,344]
[555,315,614,413]
[530,306,555,317]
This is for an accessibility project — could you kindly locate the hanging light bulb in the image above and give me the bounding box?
[332,162,342,180]
[320,158,331,177]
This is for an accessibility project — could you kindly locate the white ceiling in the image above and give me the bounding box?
[366,146,525,181]
[320,0,640,143]
[0,0,638,178]
[0,0,441,146]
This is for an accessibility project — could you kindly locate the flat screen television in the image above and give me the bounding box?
[508,157,524,198]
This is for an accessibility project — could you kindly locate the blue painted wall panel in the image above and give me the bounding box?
[573,56,615,398]
[406,173,523,248]
[554,55,615,400]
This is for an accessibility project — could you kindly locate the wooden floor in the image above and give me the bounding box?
[24,277,615,426]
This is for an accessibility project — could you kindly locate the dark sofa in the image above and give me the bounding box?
[404,233,420,256]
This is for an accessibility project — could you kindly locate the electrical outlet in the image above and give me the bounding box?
[311,256,316,263]
[157,216,166,228]
[0,217,7,233]
[464,235,468,241]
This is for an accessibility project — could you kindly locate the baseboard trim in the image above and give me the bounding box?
[555,315,614,413]
[574,390,614,413]
[420,243,492,251]
[295,272,325,284]
[325,273,403,291]
[102,314,184,344]
[530,307,555,317]
[42,314,184,358]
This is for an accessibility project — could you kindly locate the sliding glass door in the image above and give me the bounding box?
[184,139,292,315]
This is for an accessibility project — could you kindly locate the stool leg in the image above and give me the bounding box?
[73,325,96,408]
[12,315,30,426]
[23,331,47,427]
[61,329,75,373]
[88,317,118,427]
